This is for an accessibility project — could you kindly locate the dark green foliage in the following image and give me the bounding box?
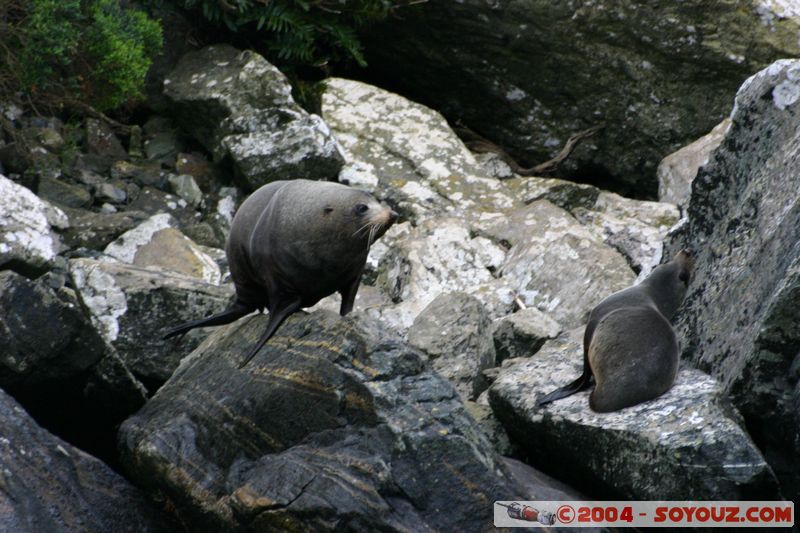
[176,0,402,68]
[1,0,162,111]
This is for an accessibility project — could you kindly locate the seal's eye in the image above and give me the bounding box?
[679,270,690,284]
[323,207,334,215]
[354,204,369,216]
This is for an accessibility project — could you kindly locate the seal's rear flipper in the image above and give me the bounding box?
[537,371,593,406]
[238,298,303,368]
[162,301,256,340]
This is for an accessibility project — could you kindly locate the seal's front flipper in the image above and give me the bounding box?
[338,270,363,316]
[238,297,303,368]
[162,300,255,340]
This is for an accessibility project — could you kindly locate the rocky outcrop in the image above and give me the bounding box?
[657,119,731,210]
[164,45,343,190]
[0,270,106,385]
[320,79,679,340]
[407,292,496,400]
[489,330,778,500]
[69,258,233,386]
[0,388,168,533]
[103,213,222,285]
[0,174,68,277]
[360,2,800,196]
[119,311,562,532]
[665,59,800,499]
[492,307,561,362]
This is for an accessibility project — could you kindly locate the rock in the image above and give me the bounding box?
[167,173,203,207]
[68,258,233,385]
[407,292,496,400]
[95,182,127,204]
[110,160,166,188]
[483,199,635,328]
[657,118,731,210]
[374,217,511,332]
[465,395,515,456]
[574,191,680,275]
[85,118,127,161]
[321,78,517,223]
[144,130,183,166]
[37,127,64,150]
[128,186,198,227]
[665,59,800,499]
[0,270,106,385]
[361,2,800,196]
[36,176,92,208]
[492,307,561,362]
[60,208,149,251]
[119,310,553,533]
[0,174,68,276]
[175,151,216,190]
[0,389,168,533]
[164,45,343,189]
[104,213,221,284]
[489,330,778,500]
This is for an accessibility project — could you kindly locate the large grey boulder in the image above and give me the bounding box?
[164,45,343,189]
[0,388,168,533]
[665,58,800,499]
[489,330,778,500]
[407,292,496,400]
[118,311,570,532]
[0,174,68,276]
[68,258,233,387]
[321,78,517,223]
[360,2,800,196]
[482,199,636,328]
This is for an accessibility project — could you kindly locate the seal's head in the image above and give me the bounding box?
[315,184,398,246]
[643,249,695,319]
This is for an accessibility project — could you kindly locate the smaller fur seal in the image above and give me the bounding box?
[538,250,694,412]
[163,179,398,366]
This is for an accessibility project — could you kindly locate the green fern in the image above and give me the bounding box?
[173,0,408,69]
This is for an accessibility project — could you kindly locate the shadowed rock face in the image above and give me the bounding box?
[118,311,568,532]
[358,1,800,197]
[0,389,168,533]
[665,59,800,500]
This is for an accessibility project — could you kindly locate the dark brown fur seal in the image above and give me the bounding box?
[164,179,398,366]
[538,250,694,412]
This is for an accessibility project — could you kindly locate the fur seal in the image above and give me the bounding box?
[538,250,694,412]
[164,179,398,366]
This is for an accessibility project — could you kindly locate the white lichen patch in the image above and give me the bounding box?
[773,62,800,109]
[104,214,175,263]
[69,258,128,342]
[0,175,66,270]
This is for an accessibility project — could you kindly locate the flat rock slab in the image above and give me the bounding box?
[119,310,563,532]
[489,331,778,500]
[0,389,167,533]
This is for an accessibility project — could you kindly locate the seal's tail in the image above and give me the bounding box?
[537,370,593,406]
[162,301,256,340]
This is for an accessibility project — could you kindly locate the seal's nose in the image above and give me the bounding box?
[389,210,399,223]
